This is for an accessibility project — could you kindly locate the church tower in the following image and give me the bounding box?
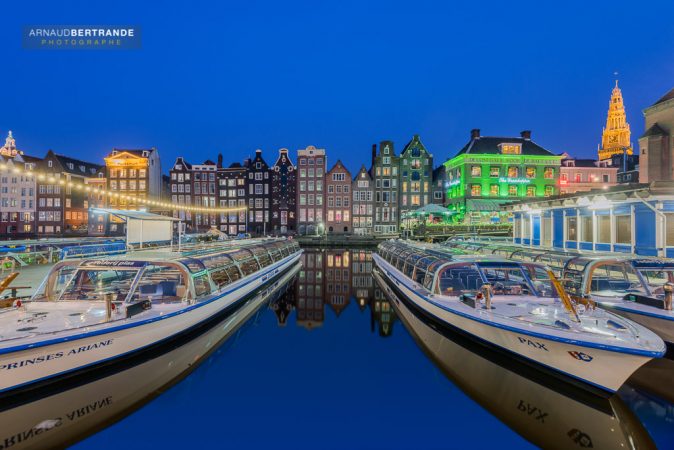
[598,80,633,160]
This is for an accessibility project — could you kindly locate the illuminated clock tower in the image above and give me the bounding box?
[598,80,633,160]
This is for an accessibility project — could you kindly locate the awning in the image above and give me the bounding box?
[91,208,179,222]
[90,208,178,246]
[466,199,510,212]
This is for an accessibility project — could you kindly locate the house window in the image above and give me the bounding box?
[544,185,554,197]
[525,167,536,178]
[526,186,536,197]
[615,215,632,244]
[508,185,518,196]
[471,166,481,177]
[471,184,481,196]
[507,167,518,178]
[544,167,554,179]
[574,173,582,183]
[489,167,499,178]
[490,184,499,196]
[500,144,521,155]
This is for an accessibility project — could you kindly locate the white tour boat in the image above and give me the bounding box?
[373,240,665,393]
[0,238,302,395]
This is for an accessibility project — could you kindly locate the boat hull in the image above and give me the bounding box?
[0,252,301,395]
[373,254,656,393]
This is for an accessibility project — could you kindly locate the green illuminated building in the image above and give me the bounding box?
[444,129,561,222]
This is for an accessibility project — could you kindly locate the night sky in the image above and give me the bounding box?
[2,0,674,174]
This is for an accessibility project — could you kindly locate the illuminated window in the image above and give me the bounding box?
[500,144,522,155]
[560,173,568,181]
[508,185,518,196]
[411,195,420,206]
[526,167,536,178]
[471,184,481,196]
[507,167,519,178]
[489,167,499,177]
[526,186,536,197]
[544,167,554,179]
[544,186,554,197]
[490,184,499,196]
[574,173,582,183]
[471,166,481,177]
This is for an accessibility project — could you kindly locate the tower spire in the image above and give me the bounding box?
[598,80,633,160]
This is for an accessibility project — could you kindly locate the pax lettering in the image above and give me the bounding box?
[517,336,548,351]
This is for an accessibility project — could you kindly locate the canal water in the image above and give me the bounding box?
[4,248,674,449]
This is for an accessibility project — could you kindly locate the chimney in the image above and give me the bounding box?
[217,153,223,168]
[372,144,377,163]
[256,149,262,155]
[520,130,532,140]
[471,129,481,139]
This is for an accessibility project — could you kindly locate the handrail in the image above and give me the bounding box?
[546,268,580,323]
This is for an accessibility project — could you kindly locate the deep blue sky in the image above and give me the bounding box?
[2,0,674,175]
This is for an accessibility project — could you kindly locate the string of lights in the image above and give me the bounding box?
[0,161,248,214]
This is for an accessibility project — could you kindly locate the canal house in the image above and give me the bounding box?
[507,181,674,257]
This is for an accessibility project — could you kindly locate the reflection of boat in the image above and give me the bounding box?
[0,264,299,449]
[373,268,657,449]
[374,240,665,393]
[0,239,301,395]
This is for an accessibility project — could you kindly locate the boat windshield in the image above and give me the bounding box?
[586,261,645,296]
[56,266,142,302]
[636,268,674,296]
[478,263,559,298]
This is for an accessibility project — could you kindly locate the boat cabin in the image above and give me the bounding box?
[378,241,561,299]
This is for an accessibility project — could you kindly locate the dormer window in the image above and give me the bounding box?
[79,165,85,172]
[67,163,74,170]
[48,160,53,168]
[499,143,522,155]
[142,151,149,157]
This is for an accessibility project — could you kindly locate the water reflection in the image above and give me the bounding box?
[285,248,397,336]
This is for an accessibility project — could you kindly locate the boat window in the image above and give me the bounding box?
[193,274,212,297]
[177,257,207,273]
[436,263,484,296]
[57,267,142,302]
[404,261,415,278]
[521,264,560,298]
[201,252,236,271]
[478,265,533,296]
[635,268,674,296]
[586,262,642,294]
[413,268,426,284]
[135,264,189,302]
[252,247,273,267]
[239,256,261,276]
[41,262,79,301]
[210,268,231,288]
[225,264,242,283]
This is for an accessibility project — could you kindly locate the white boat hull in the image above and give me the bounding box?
[373,254,657,392]
[0,252,301,395]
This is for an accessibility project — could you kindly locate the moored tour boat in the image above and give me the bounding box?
[373,240,665,393]
[0,238,302,396]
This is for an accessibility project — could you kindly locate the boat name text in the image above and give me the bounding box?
[517,336,549,351]
[0,339,114,371]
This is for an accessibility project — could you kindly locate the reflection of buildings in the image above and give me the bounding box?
[325,249,350,316]
[272,280,296,327]
[371,286,397,337]
[351,249,374,310]
[296,249,325,329]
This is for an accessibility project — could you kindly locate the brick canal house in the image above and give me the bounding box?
[245,149,272,235]
[217,160,247,236]
[169,157,193,227]
[399,134,433,231]
[351,165,374,235]
[371,141,399,234]
[191,159,218,231]
[296,145,326,235]
[325,160,352,234]
[36,150,103,236]
[271,148,297,235]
